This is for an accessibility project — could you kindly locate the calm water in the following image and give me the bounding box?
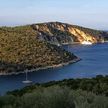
[0,43,108,95]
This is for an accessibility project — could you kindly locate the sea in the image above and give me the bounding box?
[0,43,108,95]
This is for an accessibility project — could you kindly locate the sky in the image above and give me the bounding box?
[0,0,108,30]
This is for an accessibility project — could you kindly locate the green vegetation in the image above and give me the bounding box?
[0,22,108,73]
[8,75,108,96]
[0,75,107,108]
[0,26,76,74]
[1,22,108,74]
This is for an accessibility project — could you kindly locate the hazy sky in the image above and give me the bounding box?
[0,0,108,29]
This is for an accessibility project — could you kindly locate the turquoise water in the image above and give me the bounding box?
[0,43,108,95]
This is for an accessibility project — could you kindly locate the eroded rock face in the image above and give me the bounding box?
[31,22,105,45]
[68,27,98,43]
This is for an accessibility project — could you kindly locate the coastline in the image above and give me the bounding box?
[1,42,107,76]
[0,58,81,76]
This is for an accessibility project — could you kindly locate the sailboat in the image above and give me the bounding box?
[22,69,32,84]
[57,43,61,46]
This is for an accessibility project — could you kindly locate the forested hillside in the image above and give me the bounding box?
[0,22,108,74]
[0,26,77,74]
[0,75,107,108]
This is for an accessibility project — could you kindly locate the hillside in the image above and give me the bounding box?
[0,22,108,74]
[1,75,107,108]
[0,26,77,74]
[31,22,108,45]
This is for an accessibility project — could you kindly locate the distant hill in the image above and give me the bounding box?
[0,25,77,74]
[31,22,108,45]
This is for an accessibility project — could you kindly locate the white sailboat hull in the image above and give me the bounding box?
[22,80,32,84]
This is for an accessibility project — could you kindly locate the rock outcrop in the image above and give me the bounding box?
[31,22,108,45]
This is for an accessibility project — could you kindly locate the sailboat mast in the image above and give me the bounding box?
[26,70,28,81]
[22,69,32,84]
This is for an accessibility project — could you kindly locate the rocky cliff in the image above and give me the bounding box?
[31,22,108,45]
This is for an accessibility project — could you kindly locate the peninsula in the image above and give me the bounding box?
[0,22,108,75]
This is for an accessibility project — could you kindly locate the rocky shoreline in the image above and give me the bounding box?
[0,58,81,76]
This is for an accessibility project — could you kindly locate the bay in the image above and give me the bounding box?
[0,43,108,95]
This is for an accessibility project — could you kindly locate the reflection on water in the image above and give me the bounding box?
[0,43,108,95]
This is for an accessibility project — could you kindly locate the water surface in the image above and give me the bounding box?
[0,43,108,95]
